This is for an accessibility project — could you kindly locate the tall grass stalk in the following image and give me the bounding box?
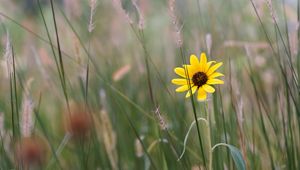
[56,3,164,165]
[250,0,300,117]
[49,0,70,112]
[229,67,247,168]
[246,59,275,170]
[36,0,70,114]
[113,99,158,169]
[249,4,300,167]
[216,91,231,168]
[34,108,62,169]
[56,4,156,122]
[0,12,77,62]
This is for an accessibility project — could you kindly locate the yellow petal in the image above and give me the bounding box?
[205,61,216,72]
[209,72,224,79]
[190,54,199,66]
[202,84,215,93]
[206,62,223,76]
[185,86,197,98]
[197,87,207,101]
[176,85,189,92]
[207,79,224,85]
[199,53,207,72]
[174,67,186,78]
[183,65,196,78]
[172,78,187,85]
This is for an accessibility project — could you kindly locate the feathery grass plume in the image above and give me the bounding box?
[236,97,244,127]
[112,0,133,24]
[2,31,13,78]
[134,137,144,157]
[168,0,183,47]
[131,0,145,29]
[16,136,49,168]
[112,64,131,81]
[88,0,97,33]
[265,0,277,24]
[206,33,212,56]
[154,107,167,130]
[99,109,118,170]
[98,89,118,170]
[235,94,247,168]
[20,78,34,138]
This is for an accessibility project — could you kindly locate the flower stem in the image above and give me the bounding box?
[206,104,212,170]
[179,47,207,168]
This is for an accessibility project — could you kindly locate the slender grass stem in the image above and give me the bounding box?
[218,91,231,168]
[0,12,77,63]
[114,100,158,170]
[139,30,156,107]
[179,47,207,168]
[55,4,163,124]
[250,0,300,135]
[34,110,62,169]
[49,0,70,112]
[251,104,256,169]
[206,104,212,170]
[228,58,248,169]
[11,47,19,138]
[9,74,15,139]
[36,0,71,117]
[285,77,296,169]
[246,64,275,170]
[281,0,292,58]
[278,91,292,170]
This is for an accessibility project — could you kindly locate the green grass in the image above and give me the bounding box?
[0,0,299,169]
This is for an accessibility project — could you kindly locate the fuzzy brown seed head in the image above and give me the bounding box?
[16,137,48,167]
[65,106,92,140]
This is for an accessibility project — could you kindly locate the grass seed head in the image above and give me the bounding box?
[65,105,92,140]
[16,136,49,168]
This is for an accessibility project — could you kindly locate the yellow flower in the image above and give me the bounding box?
[172,53,224,101]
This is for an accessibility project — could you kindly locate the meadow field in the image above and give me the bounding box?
[0,0,299,169]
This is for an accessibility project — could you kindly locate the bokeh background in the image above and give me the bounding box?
[0,0,299,169]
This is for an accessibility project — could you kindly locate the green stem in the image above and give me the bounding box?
[212,143,231,151]
[178,118,209,161]
[206,104,212,170]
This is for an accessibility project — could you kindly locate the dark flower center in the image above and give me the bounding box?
[192,72,208,87]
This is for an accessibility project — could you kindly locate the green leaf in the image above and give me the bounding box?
[227,145,246,170]
[212,143,246,170]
